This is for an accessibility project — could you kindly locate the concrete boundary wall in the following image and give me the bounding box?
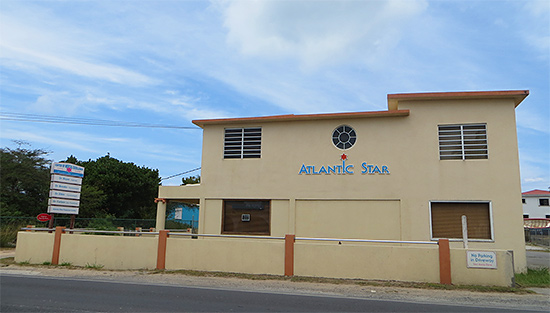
[294,242,514,286]
[450,249,514,286]
[16,231,157,269]
[15,232,54,264]
[59,234,157,269]
[165,237,284,275]
[14,229,515,286]
[294,242,440,282]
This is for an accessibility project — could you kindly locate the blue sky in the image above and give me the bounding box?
[1,0,548,191]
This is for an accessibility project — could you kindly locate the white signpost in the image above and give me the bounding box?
[47,162,85,229]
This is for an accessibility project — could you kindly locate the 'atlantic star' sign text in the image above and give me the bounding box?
[299,154,390,175]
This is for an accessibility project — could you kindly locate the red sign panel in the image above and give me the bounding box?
[37,213,52,222]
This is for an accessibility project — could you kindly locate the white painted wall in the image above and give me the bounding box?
[522,195,550,218]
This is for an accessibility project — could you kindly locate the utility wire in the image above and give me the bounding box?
[161,167,201,181]
[2,112,202,180]
[0,112,200,130]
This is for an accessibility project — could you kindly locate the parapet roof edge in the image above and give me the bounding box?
[192,109,409,128]
[387,90,529,110]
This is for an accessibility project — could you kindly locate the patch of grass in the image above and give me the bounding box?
[156,270,530,294]
[85,263,104,269]
[160,269,286,281]
[515,268,550,288]
[0,257,15,265]
[292,276,530,293]
[419,282,529,293]
[60,262,72,266]
[290,276,349,284]
[18,260,30,265]
[42,261,51,265]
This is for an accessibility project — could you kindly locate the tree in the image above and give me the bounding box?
[0,143,161,220]
[182,175,200,185]
[66,155,161,219]
[0,142,51,217]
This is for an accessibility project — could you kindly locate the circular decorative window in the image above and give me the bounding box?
[332,125,357,150]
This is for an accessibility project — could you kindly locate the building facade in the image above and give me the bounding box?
[157,90,529,272]
[522,189,550,219]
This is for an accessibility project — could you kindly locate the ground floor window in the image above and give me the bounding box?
[222,200,270,235]
[430,202,492,240]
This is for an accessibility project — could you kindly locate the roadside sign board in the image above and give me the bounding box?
[51,174,82,185]
[50,182,82,192]
[467,251,497,269]
[48,162,84,215]
[51,162,85,178]
[47,205,79,215]
[48,198,80,207]
[49,190,81,200]
[50,182,82,193]
[37,213,52,222]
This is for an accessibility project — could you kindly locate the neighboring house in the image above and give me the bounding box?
[165,202,199,230]
[522,189,550,219]
[156,90,529,272]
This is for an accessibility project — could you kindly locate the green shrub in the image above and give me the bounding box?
[0,222,26,247]
[87,215,117,231]
[516,268,550,287]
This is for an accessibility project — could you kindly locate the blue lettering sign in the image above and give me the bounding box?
[300,157,390,176]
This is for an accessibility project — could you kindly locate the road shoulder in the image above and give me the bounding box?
[1,264,549,312]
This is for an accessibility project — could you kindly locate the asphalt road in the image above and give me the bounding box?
[0,274,543,313]
[526,250,550,269]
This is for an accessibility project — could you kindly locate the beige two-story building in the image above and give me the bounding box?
[157,90,529,272]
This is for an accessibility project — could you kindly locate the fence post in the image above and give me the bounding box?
[156,230,170,270]
[51,226,65,265]
[285,234,295,276]
[438,238,452,285]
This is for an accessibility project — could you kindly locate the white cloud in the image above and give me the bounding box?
[0,128,100,154]
[518,0,550,59]
[517,109,550,135]
[0,10,154,86]
[525,178,544,183]
[223,0,428,69]
[0,123,201,175]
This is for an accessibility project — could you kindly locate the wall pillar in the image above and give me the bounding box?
[285,234,295,276]
[154,198,167,230]
[156,230,170,270]
[438,239,452,285]
[198,197,205,235]
[288,198,296,234]
[51,226,65,265]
